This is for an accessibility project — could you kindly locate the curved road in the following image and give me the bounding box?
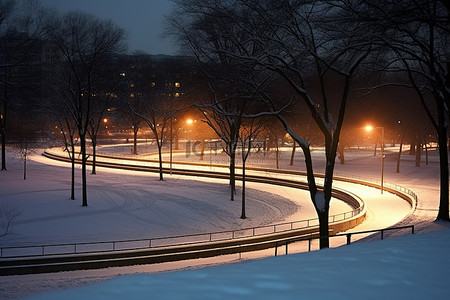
[0,150,415,275]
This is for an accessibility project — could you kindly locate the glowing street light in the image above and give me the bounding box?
[365,125,385,194]
[186,119,193,125]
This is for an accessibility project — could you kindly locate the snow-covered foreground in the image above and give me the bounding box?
[0,145,447,299]
[22,227,450,299]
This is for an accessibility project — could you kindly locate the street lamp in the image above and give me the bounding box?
[365,125,385,194]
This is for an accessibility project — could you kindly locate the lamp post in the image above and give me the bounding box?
[365,125,385,194]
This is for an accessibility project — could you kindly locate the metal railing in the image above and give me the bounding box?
[1,204,363,259]
[274,225,415,256]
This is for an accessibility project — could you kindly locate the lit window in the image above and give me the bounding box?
[175,92,180,97]
[151,82,156,87]
[120,72,126,77]
[130,83,135,88]
[175,82,180,88]
[130,93,135,98]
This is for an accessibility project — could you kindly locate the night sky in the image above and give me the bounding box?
[40,0,176,55]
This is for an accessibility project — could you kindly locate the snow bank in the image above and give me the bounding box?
[23,228,450,299]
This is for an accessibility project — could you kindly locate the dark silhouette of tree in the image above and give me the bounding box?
[46,11,125,206]
[239,118,263,219]
[354,0,449,221]
[167,0,372,248]
[0,0,48,171]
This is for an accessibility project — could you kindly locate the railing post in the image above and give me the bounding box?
[286,243,288,255]
[381,230,384,240]
[411,225,415,234]
[346,234,351,245]
[275,245,278,256]
[308,239,311,252]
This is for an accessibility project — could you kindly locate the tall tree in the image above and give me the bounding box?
[46,100,78,200]
[47,11,125,206]
[238,118,263,219]
[354,0,449,220]
[168,0,372,248]
[167,3,270,201]
[0,0,48,171]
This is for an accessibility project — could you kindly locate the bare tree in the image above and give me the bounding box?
[168,0,372,248]
[124,93,178,181]
[10,117,38,180]
[239,118,263,219]
[118,54,189,180]
[167,3,272,201]
[46,11,125,206]
[354,0,449,221]
[46,101,78,200]
[0,0,48,171]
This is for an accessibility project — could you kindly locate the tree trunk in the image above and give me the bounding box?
[230,152,236,201]
[91,139,97,174]
[289,142,295,166]
[300,145,330,248]
[318,209,330,249]
[373,141,377,156]
[71,145,75,200]
[1,101,6,171]
[435,105,449,221]
[133,127,138,154]
[275,138,279,169]
[415,143,421,167]
[80,133,88,207]
[409,141,416,155]
[338,146,345,165]
[158,143,164,181]
[241,158,246,219]
[200,139,205,161]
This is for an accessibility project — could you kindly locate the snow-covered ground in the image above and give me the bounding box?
[0,144,448,299]
[21,228,450,300]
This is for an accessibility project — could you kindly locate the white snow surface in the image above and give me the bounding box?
[22,228,450,300]
[0,144,448,299]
